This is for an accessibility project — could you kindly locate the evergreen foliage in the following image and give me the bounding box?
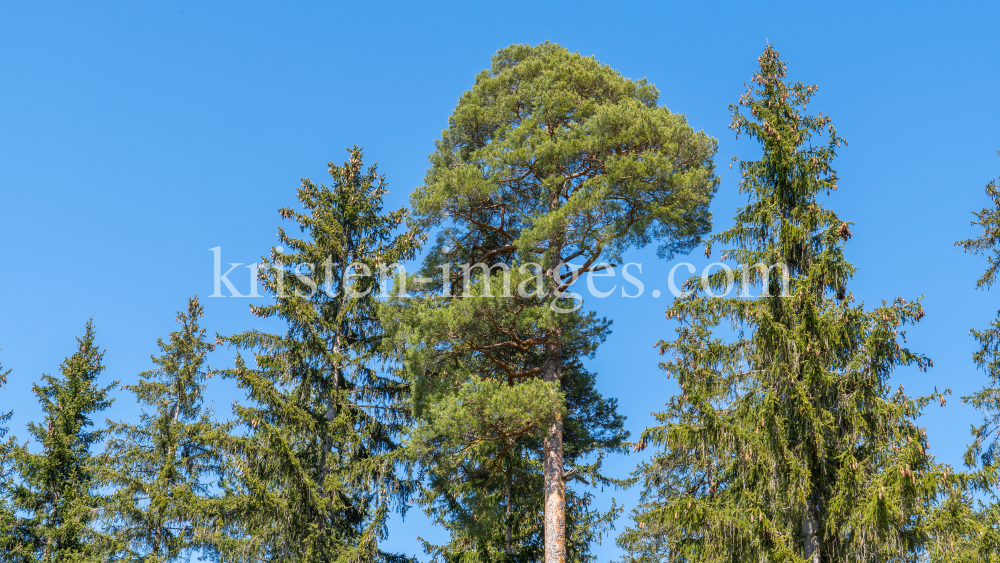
[101,296,229,562]
[211,147,418,563]
[1,355,27,558]
[408,41,718,563]
[4,40,1000,563]
[9,321,117,562]
[941,155,1000,561]
[618,44,950,563]
[383,269,627,562]
[958,170,1000,468]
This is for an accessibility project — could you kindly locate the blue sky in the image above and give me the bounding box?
[2,1,999,560]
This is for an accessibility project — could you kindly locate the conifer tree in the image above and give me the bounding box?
[0,356,28,558]
[940,159,1000,561]
[212,147,418,563]
[1,358,12,496]
[409,42,718,562]
[958,168,1000,471]
[10,321,117,562]
[101,296,229,562]
[618,44,949,562]
[383,268,628,562]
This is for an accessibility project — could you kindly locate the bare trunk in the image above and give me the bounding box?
[802,499,819,563]
[542,332,565,563]
[542,186,568,563]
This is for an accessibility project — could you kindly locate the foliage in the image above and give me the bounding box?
[8,321,117,562]
[408,40,718,562]
[1,355,28,558]
[101,296,230,562]
[618,44,951,563]
[211,147,418,563]
[949,152,1000,560]
[383,268,627,562]
[958,168,1000,468]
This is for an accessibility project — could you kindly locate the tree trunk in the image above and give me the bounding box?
[505,472,512,554]
[543,190,567,563]
[153,526,162,563]
[542,331,565,563]
[802,499,820,563]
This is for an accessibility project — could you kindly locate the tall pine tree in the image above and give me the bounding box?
[212,147,418,563]
[10,321,117,562]
[102,296,229,562]
[409,42,718,562]
[618,44,949,562]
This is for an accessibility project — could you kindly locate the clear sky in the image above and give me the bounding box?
[2,1,999,560]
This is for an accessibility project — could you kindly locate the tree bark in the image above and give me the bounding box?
[542,187,567,563]
[542,329,565,563]
[802,498,820,563]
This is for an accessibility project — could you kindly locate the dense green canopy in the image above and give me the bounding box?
[3,39,1000,563]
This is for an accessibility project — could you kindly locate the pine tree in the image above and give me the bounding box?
[409,42,718,562]
[101,296,229,562]
[383,268,628,562]
[618,44,949,562]
[9,321,117,562]
[211,147,418,563]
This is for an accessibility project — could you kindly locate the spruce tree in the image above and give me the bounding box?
[941,159,1000,561]
[958,168,1000,470]
[10,321,117,562]
[409,42,718,562]
[101,296,229,562]
[212,147,418,563]
[1,356,28,558]
[618,44,949,562]
[1,357,12,498]
[383,268,628,562]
